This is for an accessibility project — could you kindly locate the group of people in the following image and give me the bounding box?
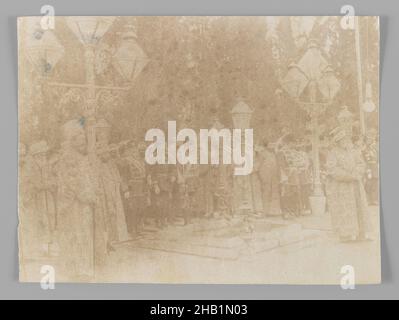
[19,115,378,279]
[252,133,312,219]
[18,118,233,279]
[253,125,378,242]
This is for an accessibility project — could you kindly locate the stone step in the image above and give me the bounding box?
[133,239,240,260]
[133,221,310,260]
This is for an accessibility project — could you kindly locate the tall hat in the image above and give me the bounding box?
[30,140,49,155]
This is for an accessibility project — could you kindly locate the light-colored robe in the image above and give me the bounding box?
[326,146,371,239]
[55,148,106,278]
[21,158,56,257]
[98,159,130,243]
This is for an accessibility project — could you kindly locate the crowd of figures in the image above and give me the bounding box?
[18,116,378,280]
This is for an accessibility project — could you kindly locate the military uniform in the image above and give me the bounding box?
[177,163,200,224]
[277,146,310,216]
[148,165,176,227]
[119,149,148,235]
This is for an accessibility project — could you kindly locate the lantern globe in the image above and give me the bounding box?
[231,99,253,129]
[25,19,64,74]
[112,25,149,82]
[281,63,308,99]
[363,99,376,113]
[66,17,115,44]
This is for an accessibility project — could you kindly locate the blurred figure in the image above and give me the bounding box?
[147,164,177,228]
[23,140,57,257]
[177,162,201,225]
[295,140,312,214]
[253,139,281,217]
[277,134,302,218]
[118,141,148,236]
[363,129,379,205]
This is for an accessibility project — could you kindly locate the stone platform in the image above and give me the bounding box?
[128,214,324,260]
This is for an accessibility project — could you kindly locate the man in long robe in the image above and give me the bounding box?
[326,128,372,242]
[22,140,57,257]
[55,120,107,280]
[96,144,130,244]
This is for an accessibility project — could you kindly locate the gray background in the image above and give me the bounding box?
[0,0,397,299]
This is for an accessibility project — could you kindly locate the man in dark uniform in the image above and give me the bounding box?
[119,141,148,235]
[177,163,201,225]
[147,164,177,228]
[277,134,304,218]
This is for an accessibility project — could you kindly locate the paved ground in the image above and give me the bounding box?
[21,206,381,284]
[98,206,381,284]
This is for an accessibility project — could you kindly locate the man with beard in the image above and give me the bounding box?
[55,119,107,281]
[326,128,371,241]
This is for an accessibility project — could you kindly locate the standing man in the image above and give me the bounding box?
[277,134,302,218]
[55,119,107,280]
[295,140,312,214]
[148,164,177,228]
[363,128,379,205]
[177,162,201,225]
[325,128,371,241]
[23,140,57,257]
[253,139,281,217]
[119,141,148,236]
[96,144,131,244]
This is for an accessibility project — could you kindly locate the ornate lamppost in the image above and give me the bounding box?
[66,17,116,157]
[281,40,340,215]
[231,98,254,214]
[25,17,149,158]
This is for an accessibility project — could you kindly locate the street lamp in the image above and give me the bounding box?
[24,17,148,159]
[281,40,340,215]
[231,98,253,130]
[23,18,64,76]
[25,29,64,75]
[65,17,116,157]
[112,25,149,83]
[66,17,116,45]
[231,98,255,215]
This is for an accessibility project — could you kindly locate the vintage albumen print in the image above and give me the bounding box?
[18,16,380,284]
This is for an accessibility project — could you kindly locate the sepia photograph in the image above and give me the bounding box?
[17,15,380,284]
